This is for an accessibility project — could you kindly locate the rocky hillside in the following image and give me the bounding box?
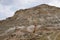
[0,4,60,40]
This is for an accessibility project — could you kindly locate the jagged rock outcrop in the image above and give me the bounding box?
[0,4,60,40]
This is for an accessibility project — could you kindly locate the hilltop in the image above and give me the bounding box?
[0,4,60,40]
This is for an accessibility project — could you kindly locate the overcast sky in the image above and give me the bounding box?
[0,0,60,20]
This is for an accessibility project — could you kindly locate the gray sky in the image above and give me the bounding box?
[0,0,60,20]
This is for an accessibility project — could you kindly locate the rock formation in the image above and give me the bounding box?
[0,4,60,40]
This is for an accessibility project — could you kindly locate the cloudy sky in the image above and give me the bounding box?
[0,0,60,20]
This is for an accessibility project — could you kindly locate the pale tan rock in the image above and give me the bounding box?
[0,4,60,40]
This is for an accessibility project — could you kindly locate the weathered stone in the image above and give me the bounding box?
[0,4,60,40]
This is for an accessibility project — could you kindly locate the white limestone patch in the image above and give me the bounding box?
[39,18,45,22]
[15,26,25,30]
[37,25,41,28]
[27,25,35,32]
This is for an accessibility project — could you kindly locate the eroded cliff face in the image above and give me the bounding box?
[0,4,60,40]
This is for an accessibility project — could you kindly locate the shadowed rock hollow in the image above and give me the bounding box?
[0,4,60,40]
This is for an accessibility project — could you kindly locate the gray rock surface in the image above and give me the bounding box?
[0,4,60,40]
